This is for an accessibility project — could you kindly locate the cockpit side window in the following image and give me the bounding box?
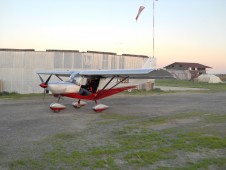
[68,73,82,86]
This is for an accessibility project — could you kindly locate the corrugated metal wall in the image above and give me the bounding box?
[0,50,156,94]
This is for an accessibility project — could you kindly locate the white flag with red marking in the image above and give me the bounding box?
[135,6,145,21]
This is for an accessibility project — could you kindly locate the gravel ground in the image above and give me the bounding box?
[0,92,226,169]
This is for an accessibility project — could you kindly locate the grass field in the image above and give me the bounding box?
[1,80,226,169]
[6,110,226,170]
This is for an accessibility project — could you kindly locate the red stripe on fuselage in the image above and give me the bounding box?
[62,86,136,101]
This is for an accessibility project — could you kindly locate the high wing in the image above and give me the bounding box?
[36,70,77,77]
[36,68,173,79]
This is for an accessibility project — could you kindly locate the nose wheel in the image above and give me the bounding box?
[50,103,66,113]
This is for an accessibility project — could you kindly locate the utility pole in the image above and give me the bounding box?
[152,0,156,58]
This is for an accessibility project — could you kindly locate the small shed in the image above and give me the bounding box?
[164,62,211,80]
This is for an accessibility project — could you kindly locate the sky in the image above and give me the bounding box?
[1,0,226,73]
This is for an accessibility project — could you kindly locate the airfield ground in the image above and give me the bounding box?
[0,91,226,169]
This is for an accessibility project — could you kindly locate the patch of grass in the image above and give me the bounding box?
[6,110,226,169]
[156,79,226,92]
[166,157,226,170]
[0,91,18,95]
[92,159,106,168]
[203,113,226,123]
[8,130,168,169]
[89,146,121,156]
[9,159,44,170]
[117,130,166,150]
[97,113,138,125]
[141,111,226,128]
[0,91,20,99]
[115,129,176,166]
[9,160,25,168]
[7,127,226,169]
[100,113,137,121]
[172,132,226,151]
[123,88,172,95]
[142,116,169,126]
[53,132,75,140]
[124,148,175,166]
[91,157,119,169]
[141,112,204,127]
[173,111,206,119]
[45,148,84,167]
[43,146,121,169]
[80,159,90,167]
[0,92,42,99]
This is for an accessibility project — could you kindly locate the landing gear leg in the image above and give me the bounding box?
[72,100,87,109]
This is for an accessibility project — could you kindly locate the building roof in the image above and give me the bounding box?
[0,48,35,51]
[122,54,148,58]
[164,62,211,69]
[46,49,79,52]
[87,50,117,55]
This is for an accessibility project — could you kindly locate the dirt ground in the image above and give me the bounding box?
[0,92,226,169]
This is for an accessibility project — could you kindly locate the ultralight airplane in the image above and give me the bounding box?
[37,58,173,112]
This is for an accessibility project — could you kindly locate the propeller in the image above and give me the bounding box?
[45,74,52,84]
[39,74,52,88]
[38,74,52,100]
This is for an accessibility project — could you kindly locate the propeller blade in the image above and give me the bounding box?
[39,74,51,100]
[45,74,52,85]
[38,74,44,83]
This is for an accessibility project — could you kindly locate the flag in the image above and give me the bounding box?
[135,6,145,22]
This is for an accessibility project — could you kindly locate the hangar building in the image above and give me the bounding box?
[0,48,156,94]
[164,62,211,80]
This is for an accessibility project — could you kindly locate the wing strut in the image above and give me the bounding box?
[109,76,129,90]
[100,76,115,91]
[55,75,63,81]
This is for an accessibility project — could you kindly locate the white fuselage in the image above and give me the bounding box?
[47,77,150,95]
[47,81,81,94]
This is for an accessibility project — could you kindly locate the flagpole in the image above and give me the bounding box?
[152,0,155,58]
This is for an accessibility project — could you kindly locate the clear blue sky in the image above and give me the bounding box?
[1,0,226,73]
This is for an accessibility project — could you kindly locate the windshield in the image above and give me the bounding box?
[68,73,82,85]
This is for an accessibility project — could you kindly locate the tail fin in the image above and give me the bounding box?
[142,57,156,69]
